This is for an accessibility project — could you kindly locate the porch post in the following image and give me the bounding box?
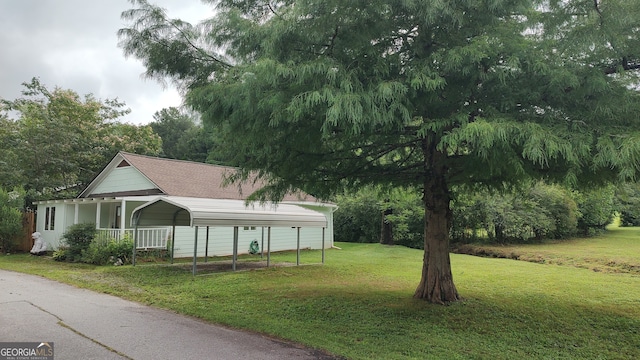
[132,223,138,266]
[233,226,238,271]
[267,227,271,267]
[95,201,101,229]
[296,227,301,266]
[132,211,140,267]
[74,203,79,224]
[192,226,198,276]
[120,199,126,238]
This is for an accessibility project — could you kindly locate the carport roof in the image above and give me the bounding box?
[131,196,328,228]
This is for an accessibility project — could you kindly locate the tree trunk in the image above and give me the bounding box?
[380,206,394,245]
[413,139,460,304]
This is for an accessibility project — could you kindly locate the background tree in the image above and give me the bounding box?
[614,183,640,227]
[0,78,162,201]
[150,107,216,162]
[452,183,578,244]
[333,188,381,244]
[334,186,424,248]
[120,0,640,303]
[150,107,196,159]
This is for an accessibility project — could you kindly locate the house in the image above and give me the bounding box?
[34,152,337,259]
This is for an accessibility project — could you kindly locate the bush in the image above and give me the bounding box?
[452,182,578,244]
[52,247,69,261]
[574,185,615,234]
[59,223,97,262]
[0,187,25,254]
[383,187,424,249]
[81,234,134,265]
[334,186,425,248]
[528,182,578,239]
[334,188,381,243]
[615,183,640,227]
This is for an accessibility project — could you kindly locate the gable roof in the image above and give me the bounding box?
[78,152,315,202]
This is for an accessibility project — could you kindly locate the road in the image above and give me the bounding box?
[0,270,338,360]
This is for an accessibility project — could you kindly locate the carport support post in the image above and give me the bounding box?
[260,227,264,259]
[192,226,198,276]
[171,224,176,264]
[233,226,238,271]
[267,227,271,267]
[322,227,325,264]
[205,226,210,263]
[296,227,301,266]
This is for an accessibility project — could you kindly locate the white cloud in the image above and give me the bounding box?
[0,0,214,125]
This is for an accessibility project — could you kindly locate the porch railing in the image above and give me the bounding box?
[96,228,170,249]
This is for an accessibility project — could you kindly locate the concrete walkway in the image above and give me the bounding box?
[0,270,337,360]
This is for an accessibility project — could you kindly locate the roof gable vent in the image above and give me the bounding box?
[117,160,131,168]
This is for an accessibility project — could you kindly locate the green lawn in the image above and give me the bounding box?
[1,228,639,359]
[456,225,640,274]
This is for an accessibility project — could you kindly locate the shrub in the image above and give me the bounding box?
[0,187,25,254]
[81,234,134,265]
[451,182,578,244]
[52,247,69,261]
[334,188,381,243]
[574,185,615,234]
[60,223,97,262]
[383,187,424,249]
[334,186,424,248]
[615,183,640,227]
[528,182,578,239]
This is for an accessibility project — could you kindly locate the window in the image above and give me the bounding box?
[44,206,56,231]
[243,226,256,231]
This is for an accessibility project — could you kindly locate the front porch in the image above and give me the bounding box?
[96,227,170,249]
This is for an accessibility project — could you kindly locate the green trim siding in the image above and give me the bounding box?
[90,167,156,196]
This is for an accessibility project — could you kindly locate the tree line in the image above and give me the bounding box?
[334,181,640,249]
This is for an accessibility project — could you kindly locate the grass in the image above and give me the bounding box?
[1,229,640,359]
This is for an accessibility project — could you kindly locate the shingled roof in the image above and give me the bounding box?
[80,152,315,202]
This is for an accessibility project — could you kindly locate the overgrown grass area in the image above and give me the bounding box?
[454,225,640,274]
[1,229,639,359]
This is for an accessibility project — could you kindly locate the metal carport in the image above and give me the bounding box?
[130,196,328,274]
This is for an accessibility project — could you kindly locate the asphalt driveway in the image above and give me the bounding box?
[0,270,337,360]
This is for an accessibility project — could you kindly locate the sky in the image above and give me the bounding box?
[0,0,214,125]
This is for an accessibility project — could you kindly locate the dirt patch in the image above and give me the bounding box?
[174,260,300,273]
[452,244,522,261]
[451,244,640,274]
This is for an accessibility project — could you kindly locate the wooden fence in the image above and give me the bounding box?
[15,210,36,252]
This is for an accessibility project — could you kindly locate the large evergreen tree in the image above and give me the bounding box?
[119,0,640,303]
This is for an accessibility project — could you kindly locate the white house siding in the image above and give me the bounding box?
[295,204,335,246]
[91,167,154,194]
[77,204,96,224]
[36,202,68,250]
[170,226,330,258]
